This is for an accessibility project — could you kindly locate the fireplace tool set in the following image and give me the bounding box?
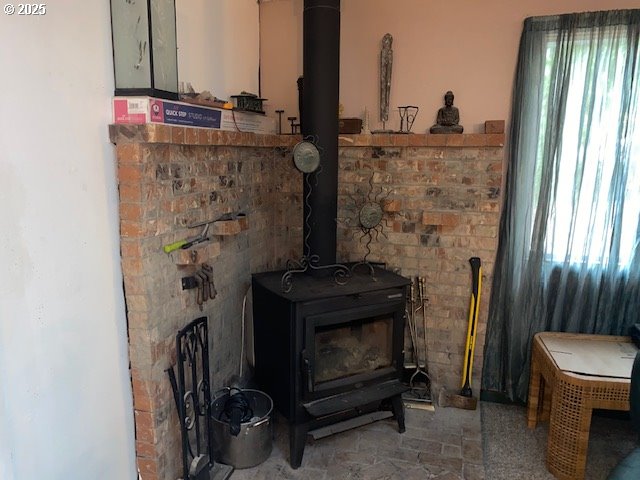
[404,276,432,406]
[166,317,234,480]
[167,317,273,479]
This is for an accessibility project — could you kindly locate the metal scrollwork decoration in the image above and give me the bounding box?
[398,105,419,133]
[281,256,316,292]
[166,317,227,480]
[338,167,397,278]
[281,255,350,293]
[280,138,351,293]
[333,264,351,285]
[183,390,196,430]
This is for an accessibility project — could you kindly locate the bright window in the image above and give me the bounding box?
[535,34,640,267]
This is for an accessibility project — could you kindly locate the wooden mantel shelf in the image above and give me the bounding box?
[109,123,504,148]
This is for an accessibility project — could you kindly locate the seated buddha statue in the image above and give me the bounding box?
[430,91,464,134]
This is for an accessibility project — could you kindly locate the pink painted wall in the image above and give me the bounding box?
[260,0,640,133]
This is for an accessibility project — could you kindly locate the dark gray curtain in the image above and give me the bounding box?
[482,10,640,402]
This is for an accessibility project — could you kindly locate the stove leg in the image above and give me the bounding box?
[289,423,307,469]
[390,394,406,433]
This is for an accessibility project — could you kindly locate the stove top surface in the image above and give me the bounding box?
[253,264,410,302]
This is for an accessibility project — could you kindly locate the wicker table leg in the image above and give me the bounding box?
[527,344,543,428]
[546,377,592,480]
[541,380,553,422]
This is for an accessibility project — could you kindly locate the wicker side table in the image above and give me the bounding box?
[527,332,636,480]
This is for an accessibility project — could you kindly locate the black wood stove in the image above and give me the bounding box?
[251,0,409,468]
[252,267,409,468]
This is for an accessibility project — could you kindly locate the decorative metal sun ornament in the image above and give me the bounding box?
[359,202,384,229]
[341,168,394,276]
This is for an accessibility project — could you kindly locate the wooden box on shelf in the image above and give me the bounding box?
[339,118,362,134]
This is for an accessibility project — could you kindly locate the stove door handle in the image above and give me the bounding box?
[302,351,314,393]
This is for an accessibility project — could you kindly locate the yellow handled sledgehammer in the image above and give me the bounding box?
[439,257,482,410]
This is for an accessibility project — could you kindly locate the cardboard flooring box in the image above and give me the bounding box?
[113,96,276,135]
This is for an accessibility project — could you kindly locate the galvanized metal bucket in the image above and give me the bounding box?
[211,389,273,469]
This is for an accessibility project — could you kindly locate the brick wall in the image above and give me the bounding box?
[111,125,302,480]
[110,125,503,479]
[336,133,504,393]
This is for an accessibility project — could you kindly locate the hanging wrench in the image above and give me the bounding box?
[201,264,216,299]
[198,268,208,301]
[194,273,203,308]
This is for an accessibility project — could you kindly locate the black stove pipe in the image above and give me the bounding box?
[302,0,340,266]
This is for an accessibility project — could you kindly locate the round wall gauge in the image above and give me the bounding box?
[292,141,320,173]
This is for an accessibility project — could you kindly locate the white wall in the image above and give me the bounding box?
[176,0,260,100]
[0,3,136,480]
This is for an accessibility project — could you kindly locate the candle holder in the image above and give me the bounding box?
[398,105,419,133]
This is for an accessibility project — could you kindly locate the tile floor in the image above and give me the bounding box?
[229,404,484,480]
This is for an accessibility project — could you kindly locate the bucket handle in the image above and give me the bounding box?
[246,416,270,429]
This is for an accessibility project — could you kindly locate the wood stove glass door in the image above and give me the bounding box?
[304,303,402,396]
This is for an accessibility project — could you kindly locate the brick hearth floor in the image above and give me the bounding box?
[228,405,484,480]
